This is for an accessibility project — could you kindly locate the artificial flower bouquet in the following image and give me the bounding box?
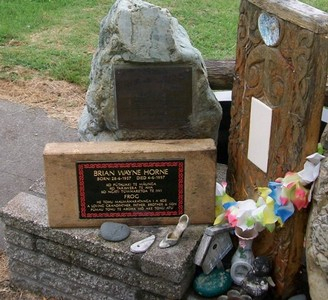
[214,153,325,233]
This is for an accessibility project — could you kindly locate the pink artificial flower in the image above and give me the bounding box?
[225,209,238,227]
[292,182,309,210]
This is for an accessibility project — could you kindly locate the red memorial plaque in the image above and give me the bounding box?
[77,160,184,219]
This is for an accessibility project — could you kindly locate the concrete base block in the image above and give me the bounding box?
[0,193,206,300]
[43,139,216,228]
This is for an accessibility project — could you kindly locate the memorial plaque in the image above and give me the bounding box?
[77,160,184,218]
[115,65,192,129]
[44,139,216,227]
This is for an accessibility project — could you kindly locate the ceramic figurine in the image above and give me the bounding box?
[130,235,156,253]
[231,227,258,266]
[230,227,258,285]
[194,224,233,274]
[241,256,275,298]
[159,214,189,248]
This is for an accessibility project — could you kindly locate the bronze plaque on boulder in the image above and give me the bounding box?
[115,65,192,129]
[77,160,184,219]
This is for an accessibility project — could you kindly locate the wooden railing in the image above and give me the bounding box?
[205,60,328,106]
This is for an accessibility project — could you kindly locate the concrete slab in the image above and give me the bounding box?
[0,99,78,249]
[0,192,206,299]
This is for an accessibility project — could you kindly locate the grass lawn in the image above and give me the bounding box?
[0,0,327,87]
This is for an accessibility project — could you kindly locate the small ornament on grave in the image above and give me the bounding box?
[210,153,323,291]
[230,227,258,285]
[194,223,233,274]
[130,235,156,253]
[193,267,232,298]
[241,256,275,297]
[258,12,280,46]
[241,256,275,298]
[159,214,189,248]
[241,273,270,298]
[252,256,272,277]
[100,221,130,242]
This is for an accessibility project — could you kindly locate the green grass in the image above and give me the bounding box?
[151,0,240,59]
[0,0,111,86]
[302,0,328,10]
[0,0,327,87]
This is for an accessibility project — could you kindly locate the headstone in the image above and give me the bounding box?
[227,0,328,297]
[44,139,216,228]
[78,0,222,143]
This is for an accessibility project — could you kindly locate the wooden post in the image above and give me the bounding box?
[226,0,328,298]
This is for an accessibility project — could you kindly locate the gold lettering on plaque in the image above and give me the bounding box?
[77,160,184,218]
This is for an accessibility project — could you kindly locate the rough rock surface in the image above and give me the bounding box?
[78,0,222,142]
[306,153,328,300]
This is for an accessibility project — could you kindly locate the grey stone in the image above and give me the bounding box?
[306,155,328,300]
[35,238,190,297]
[10,273,81,300]
[320,123,328,150]
[312,156,328,203]
[9,258,40,281]
[0,192,206,272]
[78,0,222,143]
[29,176,46,195]
[8,243,138,299]
[0,192,207,299]
[10,271,118,300]
[217,163,228,183]
[100,221,131,242]
[5,226,37,250]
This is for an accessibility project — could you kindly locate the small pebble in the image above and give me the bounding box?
[100,222,130,242]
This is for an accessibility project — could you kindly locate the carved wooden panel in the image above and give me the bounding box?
[227,0,328,297]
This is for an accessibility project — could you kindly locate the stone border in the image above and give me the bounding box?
[0,192,206,299]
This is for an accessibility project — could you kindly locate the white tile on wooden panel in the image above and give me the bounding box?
[247,97,272,173]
